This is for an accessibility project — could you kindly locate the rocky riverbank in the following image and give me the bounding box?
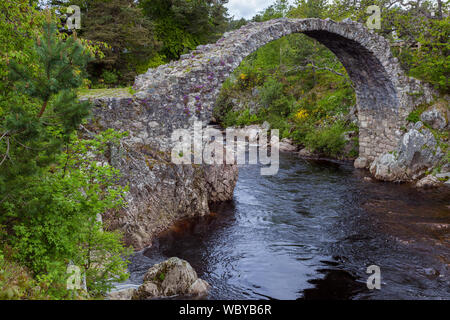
[368,101,449,187]
[232,100,449,188]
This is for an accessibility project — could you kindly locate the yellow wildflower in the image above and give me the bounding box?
[295,108,308,121]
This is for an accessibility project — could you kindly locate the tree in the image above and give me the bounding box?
[140,0,230,60]
[80,0,160,84]
[2,15,92,192]
[1,15,131,298]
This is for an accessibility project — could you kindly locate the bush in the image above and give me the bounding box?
[259,77,284,108]
[101,69,119,85]
[304,122,347,157]
[0,246,53,300]
[235,109,259,126]
[8,130,132,298]
[406,105,427,123]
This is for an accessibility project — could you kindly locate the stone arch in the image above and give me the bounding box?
[131,18,434,166]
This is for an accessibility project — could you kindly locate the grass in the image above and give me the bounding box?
[77,87,134,99]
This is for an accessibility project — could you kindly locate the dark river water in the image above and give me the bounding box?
[123,152,450,300]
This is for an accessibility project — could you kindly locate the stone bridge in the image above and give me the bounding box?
[85,18,437,249]
[95,18,435,168]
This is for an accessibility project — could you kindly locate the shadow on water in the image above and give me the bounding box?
[126,152,450,300]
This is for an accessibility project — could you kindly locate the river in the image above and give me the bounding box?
[123,152,450,300]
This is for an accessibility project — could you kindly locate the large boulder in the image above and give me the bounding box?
[278,138,297,152]
[132,258,210,299]
[354,156,368,169]
[106,287,137,300]
[420,101,449,130]
[370,122,444,181]
[415,175,442,188]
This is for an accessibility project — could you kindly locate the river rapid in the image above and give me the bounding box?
[123,153,450,300]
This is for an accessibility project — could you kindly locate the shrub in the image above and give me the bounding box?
[259,77,284,108]
[235,109,259,126]
[101,69,119,85]
[304,122,347,157]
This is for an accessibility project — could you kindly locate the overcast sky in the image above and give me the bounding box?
[226,0,295,20]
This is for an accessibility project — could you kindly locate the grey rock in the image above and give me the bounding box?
[441,162,450,173]
[436,172,450,179]
[106,288,137,300]
[298,148,314,158]
[369,153,405,181]
[370,126,444,182]
[279,138,297,152]
[415,175,441,188]
[188,279,211,297]
[354,157,368,169]
[132,257,209,299]
[420,102,448,130]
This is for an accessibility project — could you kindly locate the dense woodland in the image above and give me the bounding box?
[0,0,448,299]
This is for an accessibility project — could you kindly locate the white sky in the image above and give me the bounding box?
[226,0,295,20]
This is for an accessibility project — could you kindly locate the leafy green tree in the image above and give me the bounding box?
[140,0,230,59]
[253,0,291,21]
[80,0,160,84]
[1,15,131,298]
[48,0,160,85]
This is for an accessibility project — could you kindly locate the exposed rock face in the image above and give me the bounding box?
[369,122,444,182]
[420,102,449,130]
[104,142,237,250]
[132,257,210,299]
[83,97,238,250]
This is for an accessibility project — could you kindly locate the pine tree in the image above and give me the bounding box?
[1,15,92,216]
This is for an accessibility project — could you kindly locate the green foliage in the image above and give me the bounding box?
[140,0,229,60]
[3,20,92,189]
[0,245,55,300]
[407,17,449,92]
[304,122,348,157]
[1,18,132,299]
[259,77,285,109]
[101,69,119,85]
[64,0,161,85]
[406,109,421,123]
[233,109,260,127]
